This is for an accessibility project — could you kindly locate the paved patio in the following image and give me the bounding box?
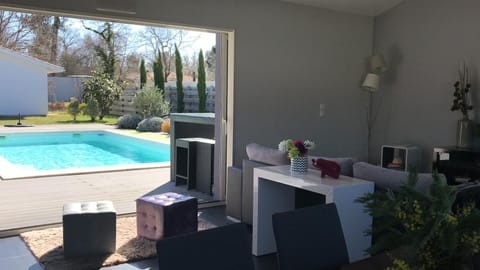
[0,123,116,133]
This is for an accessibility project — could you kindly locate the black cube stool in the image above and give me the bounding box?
[63,201,116,258]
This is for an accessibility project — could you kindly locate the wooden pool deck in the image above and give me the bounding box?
[0,168,214,237]
[0,124,216,237]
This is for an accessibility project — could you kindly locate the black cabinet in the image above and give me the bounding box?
[433,146,480,185]
[175,138,197,189]
[175,137,215,194]
[195,139,215,195]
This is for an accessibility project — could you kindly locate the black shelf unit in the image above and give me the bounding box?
[175,138,197,189]
[175,137,215,194]
[433,146,480,185]
[195,139,215,195]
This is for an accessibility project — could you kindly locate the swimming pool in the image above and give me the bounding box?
[0,131,170,179]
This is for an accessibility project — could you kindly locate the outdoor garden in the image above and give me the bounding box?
[0,19,214,138]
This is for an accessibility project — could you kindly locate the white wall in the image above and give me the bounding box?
[0,0,373,165]
[0,53,48,116]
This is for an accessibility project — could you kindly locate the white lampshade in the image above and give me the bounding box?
[362,73,380,92]
[370,54,387,73]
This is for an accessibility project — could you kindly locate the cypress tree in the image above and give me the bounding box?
[154,50,165,92]
[140,58,147,89]
[175,45,184,113]
[197,49,207,112]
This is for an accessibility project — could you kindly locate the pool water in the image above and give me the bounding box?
[0,131,169,174]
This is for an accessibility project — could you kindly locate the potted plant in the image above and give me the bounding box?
[451,62,474,148]
[357,171,480,270]
[278,139,315,173]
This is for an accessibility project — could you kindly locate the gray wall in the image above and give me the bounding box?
[0,0,373,166]
[372,0,480,171]
[49,76,88,102]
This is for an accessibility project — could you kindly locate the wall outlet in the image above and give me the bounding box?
[319,104,326,117]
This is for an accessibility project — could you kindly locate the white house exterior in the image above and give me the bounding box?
[0,47,64,116]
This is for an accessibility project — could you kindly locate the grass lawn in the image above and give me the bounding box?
[0,112,118,126]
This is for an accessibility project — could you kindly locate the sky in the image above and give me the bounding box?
[68,18,216,57]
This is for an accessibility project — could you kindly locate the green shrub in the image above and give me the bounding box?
[357,170,480,270]
[175,45,184,112]
[153,51,165,92]
[140,58,147,89]
[197,49,207,112]
[82,70,122,120]
[117,114,143,129]
[84,99,100,121]
[79,102,87,113]
[133,86,170,118]
[67,98,81,121]
[136,117,163,132]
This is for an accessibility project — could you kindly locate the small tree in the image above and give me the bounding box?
[84,22,116,79]
[82,70,122,120]
[133,86,170,118]
[140,58,147,89]
[197,49,207,112]
[175,45,184,113]
[84,98,100,121]
[68,97,81,121]
[154,50,165,93]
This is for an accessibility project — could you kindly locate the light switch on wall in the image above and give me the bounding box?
[319,104,326,117]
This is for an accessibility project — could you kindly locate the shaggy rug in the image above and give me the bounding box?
[21,216,216,270]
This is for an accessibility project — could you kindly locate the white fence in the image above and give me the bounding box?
[110,82,216,116]
[110,91,138,116]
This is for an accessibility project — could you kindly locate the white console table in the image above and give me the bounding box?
[252,165,374,263]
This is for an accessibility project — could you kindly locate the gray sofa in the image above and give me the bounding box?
[226,144,289,224]
[226,143,355,224]
[352,162,446,192]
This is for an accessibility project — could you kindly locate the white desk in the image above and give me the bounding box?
[252,165,374,262]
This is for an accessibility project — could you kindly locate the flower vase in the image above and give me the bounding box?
[290,156,308,174]
[456,118,474,148]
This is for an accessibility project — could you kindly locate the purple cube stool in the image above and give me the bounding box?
[136,192,198,240]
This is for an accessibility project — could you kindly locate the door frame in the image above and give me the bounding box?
[0,4,235,202]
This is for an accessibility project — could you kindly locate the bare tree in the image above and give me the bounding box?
[83,21,135,82]
[140,27,198,80]
[205,46,216,81]
[56,19,97,75]
[0,11,34,51]
[50,16,62,64]
[83,21,119,81]
[183,51,197,81]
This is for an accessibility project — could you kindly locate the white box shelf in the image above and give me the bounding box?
[381,144,420,171]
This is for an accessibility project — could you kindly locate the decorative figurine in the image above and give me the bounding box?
[312,158,341,179]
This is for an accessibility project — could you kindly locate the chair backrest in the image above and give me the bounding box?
[272,203,349,270]
[156,223,255,270]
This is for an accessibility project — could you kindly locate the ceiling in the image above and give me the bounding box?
[281,0,405,16]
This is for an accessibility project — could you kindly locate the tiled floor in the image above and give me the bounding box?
[0,206,278,270]
[0,237,43,270]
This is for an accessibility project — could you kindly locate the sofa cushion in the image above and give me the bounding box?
[353,162,446,192]
[308,156,355,177]
[246,143,289,166]
[455,182,480,209]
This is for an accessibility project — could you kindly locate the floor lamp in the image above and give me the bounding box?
[362,74,380,152]
[362,54,387,161]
